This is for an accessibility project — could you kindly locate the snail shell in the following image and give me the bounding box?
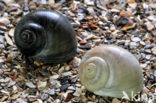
[79,45,143,98]
[14,10,77,64]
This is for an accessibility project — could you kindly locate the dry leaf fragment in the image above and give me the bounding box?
[107,4,121,10]
[88,22,98,28]
[12,70,18,81]
[121,24,135,31]
[71,70,77,75]
[120,10,132,18]
[34,61,44,66]
[86,15,94,20]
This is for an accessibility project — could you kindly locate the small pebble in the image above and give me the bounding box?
[79,44,91,49]
[87,7,94,14]
[144,49,152,54]
[26,81,36,88]
[0,2,6,11]
[2,0,15,5]
[5,33,13,46]
[8,80,16,87]
[40,93,49,100]
[151,47,156,55]
[0,69,3,75]
[111,9,120,13]
[16,98,27,103]
[48,89,55,95]
[72,57,81,66]
[0,17,10,25]
[62,72,72,77]
[50,75,59,80]
[84,0,94,6]
[79,39,87,44]
[145,21,154,31]
[29,88,38,94]
[131,37,141,42]
[0,35,5,43]
[130,42,137,48]
[112,98,121,103]
[117,17,128,27]
[68,86,76,90]
[75,84,81,87]
[37,81,47,90]
[60,84,70,91]
[133,29,140,36]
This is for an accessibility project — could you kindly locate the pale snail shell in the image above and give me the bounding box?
[79,45,143,98]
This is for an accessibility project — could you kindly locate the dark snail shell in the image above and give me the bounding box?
[14,10,77,64]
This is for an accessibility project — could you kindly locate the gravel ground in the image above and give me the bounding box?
[0,0,156,103]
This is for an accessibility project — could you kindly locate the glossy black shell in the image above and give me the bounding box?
[14,10,77,64]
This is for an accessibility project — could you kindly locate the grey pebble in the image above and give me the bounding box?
[130,42,138,48]
[0,69,3,75]
[0,2,6,11]
[28,88,38,94]
[84,0,94,6]
[0,56,5,63]
[11,100,17,103]
[87,7,94,14]
[131,37,141,42]
[68,86,76,90]
[141,53,146,59]
[40,93,49,100]
[48,88,55,95]
[0,30,4,34]
[0,17,10,26]
[16,98,27,103]
[144,45,153,49]
[0,86,2,89]
[60,84,70,91]
[27,95,37,98]
[133,29,140,36]
[75,84,81,87]
[144,49,152,54]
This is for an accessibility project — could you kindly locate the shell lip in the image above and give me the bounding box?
[29,45,77,64]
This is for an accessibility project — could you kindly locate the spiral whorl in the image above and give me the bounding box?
[79,56,110,91]
[15,22,45,56]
